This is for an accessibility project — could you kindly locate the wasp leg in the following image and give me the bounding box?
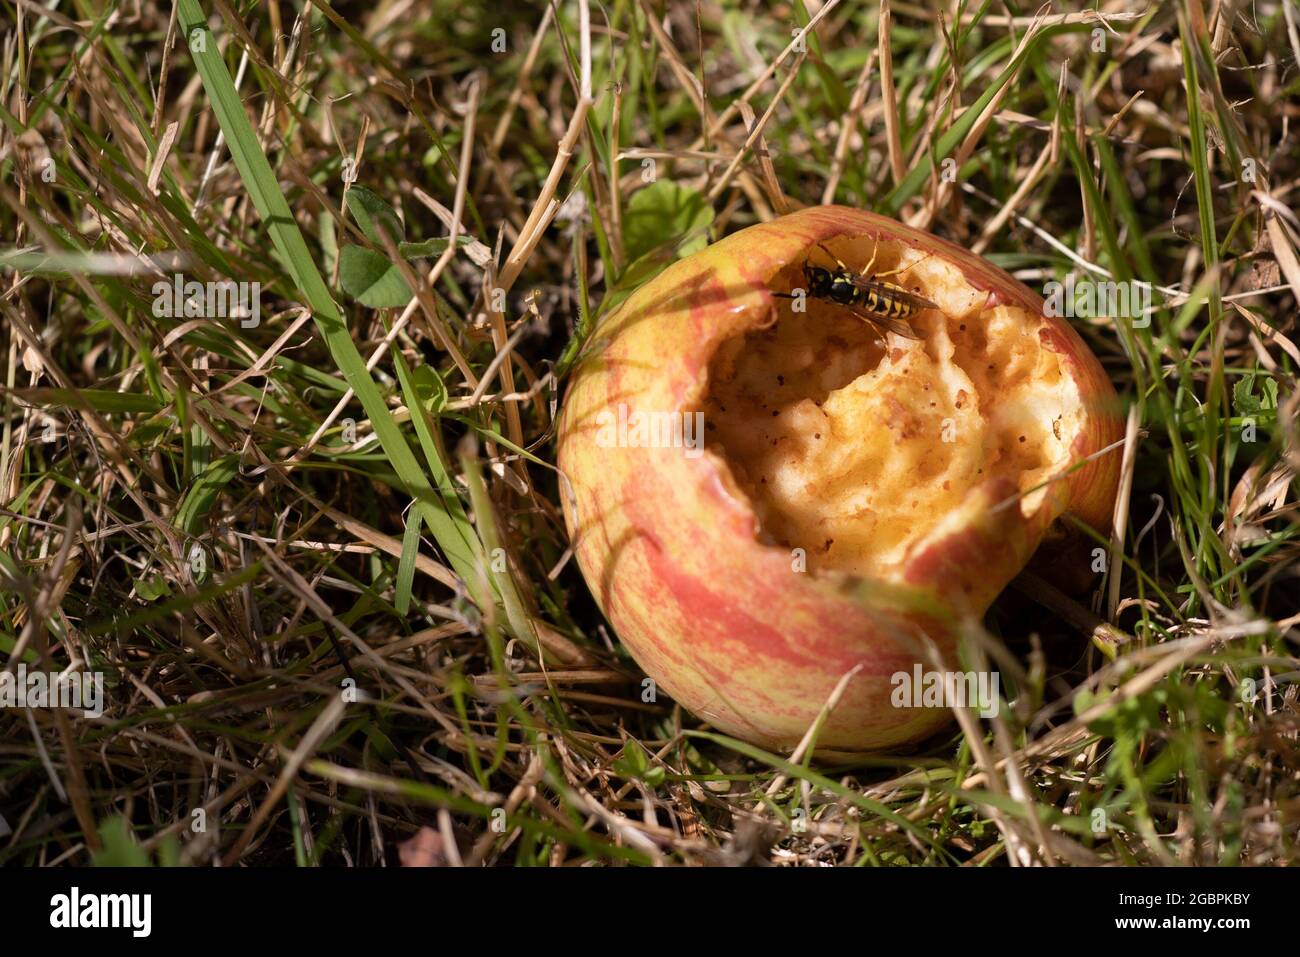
[860,237,881,277]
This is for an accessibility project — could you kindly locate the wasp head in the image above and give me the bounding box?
[804,263,833,298]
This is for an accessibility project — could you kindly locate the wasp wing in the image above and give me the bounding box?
[845,304,923,341]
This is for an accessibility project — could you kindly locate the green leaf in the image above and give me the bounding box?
[134,576,171,601]
[0,628,40,664]
[1233,374,1278,418]
[612,740,663,785]
[613,740,649,779]
[1233,375,1262,416]
[92,816,152,867]
[17,388,164,415]
[622,180,713,264]
[1261,376,1279,411]
[1073,687,1102,719]
[338,245,411,308]
[338,236,477,306]
[395,511,421,615]
[410,363,447,415]
[389,348,481,577]
[275,357,350,394]
[343,185,404,245]
[175,453,240,536]
[399,236,476,258]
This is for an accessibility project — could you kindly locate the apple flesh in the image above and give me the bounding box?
[557,206,1121,752]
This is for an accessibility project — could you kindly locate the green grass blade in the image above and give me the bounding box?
[176,0,485,592]
[395,510,420,615]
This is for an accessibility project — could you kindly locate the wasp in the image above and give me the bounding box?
[776,242,937,340]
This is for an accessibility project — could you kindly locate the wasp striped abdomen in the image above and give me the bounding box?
[863,280,921,319]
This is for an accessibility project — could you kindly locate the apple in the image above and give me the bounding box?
[557,205,1122,752]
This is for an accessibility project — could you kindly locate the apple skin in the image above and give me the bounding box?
[557,205,1122,752]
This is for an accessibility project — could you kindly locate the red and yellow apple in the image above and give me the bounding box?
[557,205,1121,752]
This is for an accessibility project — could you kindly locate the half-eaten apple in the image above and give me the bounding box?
[557,205,1122,752]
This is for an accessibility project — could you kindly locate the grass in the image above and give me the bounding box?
[0,0,1297,866]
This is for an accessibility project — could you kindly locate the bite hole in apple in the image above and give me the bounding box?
[696,235,1086,582]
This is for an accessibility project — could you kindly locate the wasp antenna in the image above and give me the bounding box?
[874,249,937,281]
[814,242,850,273]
